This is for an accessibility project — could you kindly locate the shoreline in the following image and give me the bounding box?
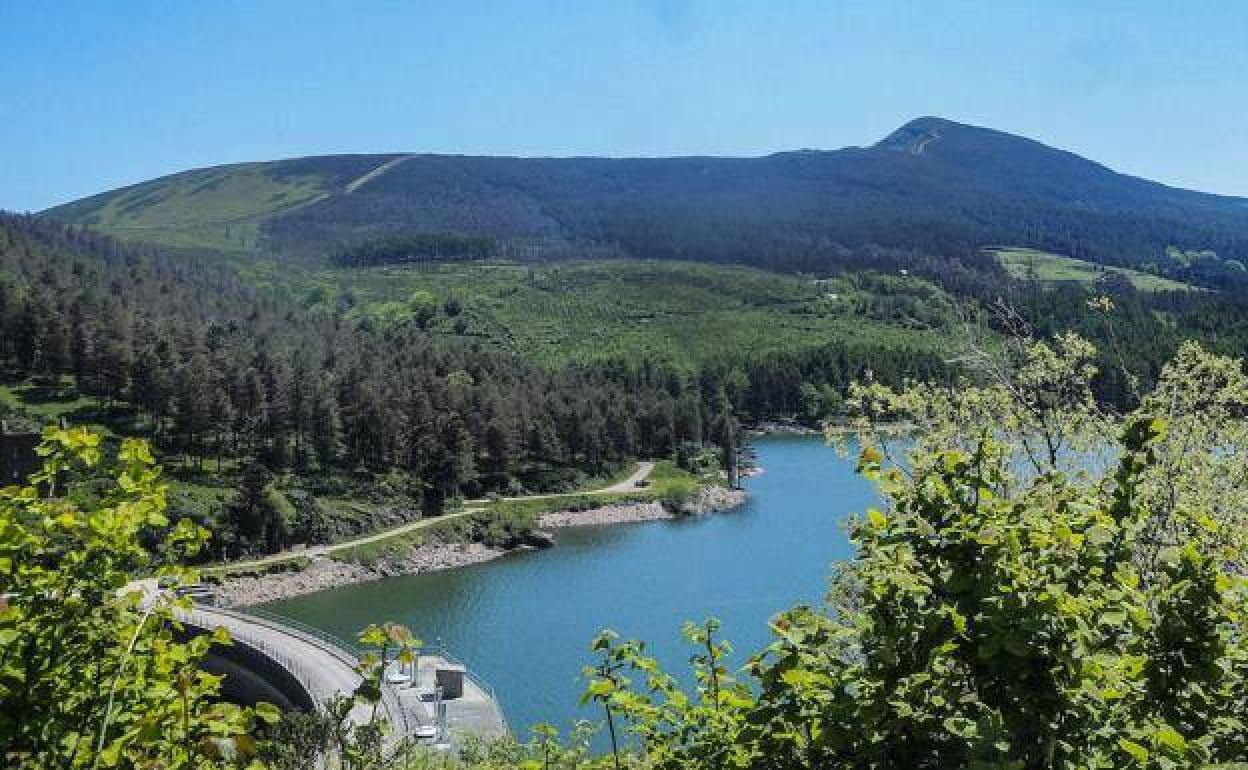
[539,484,746,528]
[747,420,822,436]
[747,419,914,437]
[210,542,510,607]
[211,484,747,607]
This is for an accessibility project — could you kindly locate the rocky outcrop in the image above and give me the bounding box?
[747,420,822,436]
[680,485,748,515]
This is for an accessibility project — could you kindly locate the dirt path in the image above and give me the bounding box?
[465,461,656,503]
[344,154,415,193]
[600,461,656,493]
[212,462,655,573]
[208,507,484,573]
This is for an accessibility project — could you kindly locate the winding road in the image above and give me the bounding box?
[213,461,655,574]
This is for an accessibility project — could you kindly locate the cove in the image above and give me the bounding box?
[258,435,879,739]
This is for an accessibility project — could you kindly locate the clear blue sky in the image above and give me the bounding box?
[2,1,1245,211]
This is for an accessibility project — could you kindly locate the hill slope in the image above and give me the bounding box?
[45,118,1248,282]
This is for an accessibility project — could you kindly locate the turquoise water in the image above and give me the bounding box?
[259,435,877,739]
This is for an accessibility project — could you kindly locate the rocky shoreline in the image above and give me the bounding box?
[212,541,508,607]
[540,501,669,528]
[212,485,748,606]
[748,419,914,437]
[748,420,823,436]
[539,484,747,528]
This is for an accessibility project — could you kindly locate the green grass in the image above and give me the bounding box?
[990,247,1196,292]
[165,480,233,527]
[0,380,144,441]
[46,163,330,252]
[0,381,96,424]
[239,258,961,368]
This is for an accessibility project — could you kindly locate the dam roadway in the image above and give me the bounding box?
[182,603,508,748]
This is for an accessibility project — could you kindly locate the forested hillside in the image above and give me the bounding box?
[0,213,970,557]
[46,118,1248,287]
[0,213,728,487]
[24,117,1248,562]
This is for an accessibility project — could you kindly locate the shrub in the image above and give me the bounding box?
[0,427,273,768]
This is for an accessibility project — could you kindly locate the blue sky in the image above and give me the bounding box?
[2,1,1245,211]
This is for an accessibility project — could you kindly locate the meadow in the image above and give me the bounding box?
[990,246,1195,291]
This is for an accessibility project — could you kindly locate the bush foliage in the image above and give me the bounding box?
[0,428,274,768]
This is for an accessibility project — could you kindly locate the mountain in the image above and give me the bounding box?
[44,118,1248,281]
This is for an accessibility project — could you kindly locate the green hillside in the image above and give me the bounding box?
[43,118,1248,289]
[45,155,392,251]
[243,258,961,366]
[990,247,1197,291]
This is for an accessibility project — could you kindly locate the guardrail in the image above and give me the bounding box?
[231,606,365,659]
[188,605,414,738]
[184,608,324,707]
[233,606,417,737]
[195,603,509,740]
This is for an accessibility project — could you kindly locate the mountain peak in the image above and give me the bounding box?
[875,116,976,155]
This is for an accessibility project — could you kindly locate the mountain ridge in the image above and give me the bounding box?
[43,117,1248,281]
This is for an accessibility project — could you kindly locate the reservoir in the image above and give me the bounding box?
[259,435,877,739]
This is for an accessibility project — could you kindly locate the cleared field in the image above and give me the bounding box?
[235,258,962,367]
[990,247,1195,292]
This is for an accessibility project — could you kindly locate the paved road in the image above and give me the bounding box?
[600,460,656,493]
[214,462,655,574]
[214,507,486,572]
[184,606,397,730]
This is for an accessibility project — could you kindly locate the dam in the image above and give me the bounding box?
[182,602,508,750]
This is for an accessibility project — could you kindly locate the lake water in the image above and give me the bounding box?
[259,435,879,739]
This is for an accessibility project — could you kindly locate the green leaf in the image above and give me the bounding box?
[358,624,388,647]
[1155,726,1186,751]
[253,701,282,725]
[587,680,615,698]
[1119,738,1148,764]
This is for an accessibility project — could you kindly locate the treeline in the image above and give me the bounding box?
[328,232,498,267]
[985,277,1248,410]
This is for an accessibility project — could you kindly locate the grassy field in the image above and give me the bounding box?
[45,162,332,252]
[990,247,1195,292]
[236,258,961,367]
